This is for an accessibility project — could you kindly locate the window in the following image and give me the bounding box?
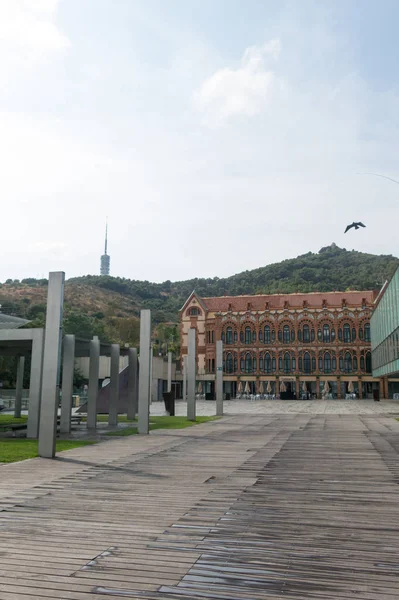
[252,330,257,343]
[292,356,296,371]
[298,356,302,370]
[311,329,315,342]
[264,353,272,373]
[304,352,311,373]
[323,324,330,343]
[318,329,322,342]
[253,357,257,371]
[233,331,237,343]
[234,356,238,372]
[279,356,282,370]
[226,327,233,345]
[332,355,337,371]
[284,352,291,373]
[271,330,276,342]
[240,357,244,371]
[278,330,282,342]
[343,324,351,343]
[352,328,356,342]
[283,325,290,343]
[225,353,233,373]
[324,352,331,373]
[303,325,310,343]
[312,356,316,371]
[331,328,336,342]
[245,327,251,345]
[298,329,302,342]
[188,307,200,316]
[366,351,372,373]
[272,357,276,371]
[291,329,295,342]
[259,355,263,371]
[211,359,215,372]
[259,329,263,342]
[319,356,323,370]
[364,323,371,342]
[264,326,270,344]
[245,353,252,373]
[353,356,358,371]
[360,356,365,371]
[338,328,343,341]
[221,332,225,342]
[240,331,244,343]
[344,352,352,373]
[359,327,364,341]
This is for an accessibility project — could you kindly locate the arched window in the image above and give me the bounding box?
[188,307,200,316]
[292,356,296,371]
[264,326,270,344]
[226,353,233,373]
[240,356,244,371]
[317,329,322,341]
[298,356,302,370]
[259,329,263,342]
[253,357,257,371]
[360,355,365,371]
[311,329,315,342]
[278,330,282,343]
[264,353,272,373]
[353,356,358,371]
[283,325,290,343]
[284,352,291,373]
[245,327,251,345]
[303,325,310,342]
[298,329,302,342]
[279,356,282,370]
[344,352,352,373]
[245,353,252,373]
[359,327,364,340]
[331,328,336,342]
[304,352,311,373]
[234,331,238,343]
[338,328,343,341]
[366,351,372,373]
[226,327,233,345]
[312,356,316,371]
[221,332,225,342]
[240,331,244,343]
[352,328,356,342]
[343,324,351,343]
[291,329,295,342]
[364,323,371,342]
[323,324,330,343]
[252,330,257,343]
[271,330,276,343]
[272,356,276,371]
[259,354,263,371]
[332,354,337,371]
[324,352,331,373]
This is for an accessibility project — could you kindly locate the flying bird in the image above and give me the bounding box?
[344,222,366,233]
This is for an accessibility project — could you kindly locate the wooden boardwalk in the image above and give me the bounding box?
[0,411,399,599]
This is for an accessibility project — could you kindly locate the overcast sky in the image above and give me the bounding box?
[1,0,399,283]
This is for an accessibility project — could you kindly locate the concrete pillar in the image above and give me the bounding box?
[138,310,151,434]
[183,356,187,401]
[108,344,120,427]
[127,347,138,420]
[216,341,223,416]
[38,271,65,458]
[14,356,25,419]
[149,343,154,404]
[87,337,100,429]
[60,335,75,434]
[27,329,44,439]
[167,352,172,393]
[187,328,196,421]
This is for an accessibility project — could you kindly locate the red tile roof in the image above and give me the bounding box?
[201,291,377,312]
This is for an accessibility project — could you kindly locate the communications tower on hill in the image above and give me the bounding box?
[100,219,110,276]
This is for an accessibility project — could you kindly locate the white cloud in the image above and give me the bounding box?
[193,39,281,125]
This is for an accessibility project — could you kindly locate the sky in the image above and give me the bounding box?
[1,0,399,283]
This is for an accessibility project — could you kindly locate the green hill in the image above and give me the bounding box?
[69,244,399,322]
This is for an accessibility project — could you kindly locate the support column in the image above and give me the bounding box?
[316,379,320,400]
[187,328,196,421]
[216,340,223,416]
[38,271,65,458]
[127,347,138,420]
[183,356,187,401]
[337,378,342,399]
[60,335,75,434]
[167,352,172,393]
[27,329,44,439]
[138,310,151,434]
[358,378,363,399]
[295,378,300,400]
[108,344,120,427]
[14,356,25,419]
[87,337,100,429]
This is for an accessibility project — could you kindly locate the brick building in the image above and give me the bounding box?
[180,290,382,399]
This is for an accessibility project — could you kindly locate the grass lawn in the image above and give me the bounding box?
[81,415,136,423]
[0,414,28,428]
[0,440,94,464]
[106,415,218,436]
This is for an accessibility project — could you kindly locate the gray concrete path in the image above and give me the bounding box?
[1,408,399,598]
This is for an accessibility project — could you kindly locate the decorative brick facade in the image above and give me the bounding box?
[180,290,382,399]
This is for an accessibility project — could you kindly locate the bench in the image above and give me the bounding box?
[0,415,83,437]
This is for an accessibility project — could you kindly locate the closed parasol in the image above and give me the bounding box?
[197,382,202,394]
[348,380,354,393]
[266,381,272,394]
[302,382,307,393]
[258,381,264,394]
[244,381,250,394]
[323,381,330,394]
[280,381,287,393]
[237,381,242,394]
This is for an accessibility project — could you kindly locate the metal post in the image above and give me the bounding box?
[87,337,100,429]
[187,328,196,421]
[183,356,187,401]
[108,344,120,427]
[60,335,75,434]
[127,347,138,420]
[14,356,25,419]
[38,271,65,458]
[138,310,151,434]
[216,340,223,416]
[27,328,44,439]
[167,351,172,393]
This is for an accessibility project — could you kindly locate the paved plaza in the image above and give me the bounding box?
[0,402,399,599]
